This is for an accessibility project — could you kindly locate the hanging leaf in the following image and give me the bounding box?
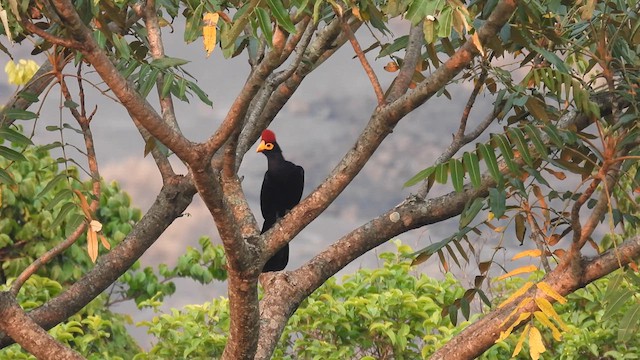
[477,143,502,185]
[488,188,506,218]
[512,323,529,357]
[536,281,567,304]
[203,12,220,57]
[493,133,520,175]
[256,7,274,46]
[498,281,534,308]
[87,227,99,263]
[462,151,481,188]
[508,128,534,167]
[449,158,464,192]
[533,311,562,341]
[528,326,546,360]
[266,0,297,34]
[514,214,527,244]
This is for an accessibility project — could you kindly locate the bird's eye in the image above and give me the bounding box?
[265,143,274,150]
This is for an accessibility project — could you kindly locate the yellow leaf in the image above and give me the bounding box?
[496,264,538,281]
[512,323,529,357]
[512,249,542,260]
[533,311,562,341]
[73,189,92,220]
[498,312,530,342]
[536,281,567,304]
[534,297,569,331]
[99,234,111,250]
[0,6,12,44]
[528,326,546,360]
[90,219,103,232]
[470,32,484,56]
[498,281,534,308]
[87,229,98,263]
[203,12,219,57]
[487,211,495,221]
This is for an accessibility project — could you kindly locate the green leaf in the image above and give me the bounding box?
[150,57,190,70]
[186,81,213,106]
[45,188,74,211]
[2,108,38,120]
[406,0,428,25]
[0,127,33,145]
[488,187,506,218]
[184,4,204,43]
[449,158,464,192]
[255,7,274,46]
[18,91,40,102]
[51,202,76,229]
[460,197,483,229]
[0,168,15,185]
[266,0,297,34]
[0,145,26,161]
[530,44,570,73]
[36,173,69,199]
[477,143,502,185]
[404,166,435,188]
[462,151,481,188]
[161,72,175,99]
[378,35,408,58]
[508,128,534,167]
[523,124,548,158]
[493,134,519,175]
[542,124,564,148]
[618,303,640,342]
[435,162,448,184]
[603,289,633,322]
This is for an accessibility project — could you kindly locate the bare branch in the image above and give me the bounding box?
[385,22,424,103]
[340,15,384,105]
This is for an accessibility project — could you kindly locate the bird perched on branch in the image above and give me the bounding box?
[256,129,304,272]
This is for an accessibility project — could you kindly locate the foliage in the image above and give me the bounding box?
[0,275,139,360]
[129,241,640,360]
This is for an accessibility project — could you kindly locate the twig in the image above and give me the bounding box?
[340,15,384,105]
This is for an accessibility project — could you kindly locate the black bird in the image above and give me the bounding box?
[256,129,304,272]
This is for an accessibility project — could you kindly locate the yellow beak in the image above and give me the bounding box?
[256,140,268,152]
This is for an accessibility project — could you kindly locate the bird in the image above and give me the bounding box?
[256,129,304,272]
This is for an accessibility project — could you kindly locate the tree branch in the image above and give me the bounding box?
[0,177,196,349]
[49,0,197,163]
[340,14,384,105]
[385,22,424,103]
[0,292,84,359]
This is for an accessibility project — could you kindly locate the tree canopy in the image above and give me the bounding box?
[0,0,639,358]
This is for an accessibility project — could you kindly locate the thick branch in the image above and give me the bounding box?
[0,292,84,359]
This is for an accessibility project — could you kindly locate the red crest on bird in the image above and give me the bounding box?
[261,129,276,143]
